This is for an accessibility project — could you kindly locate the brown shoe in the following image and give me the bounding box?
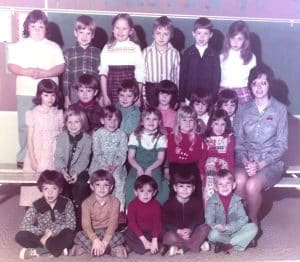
[111,245,128,258]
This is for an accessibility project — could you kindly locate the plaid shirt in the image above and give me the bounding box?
[63,42,100,98]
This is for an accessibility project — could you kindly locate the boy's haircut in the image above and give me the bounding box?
[153,16,174,37]
[74,74,99,91]
[33,79,59,106]
[89,169,115,188]
[155,80,178,108]
[64,108,89,133]
[37,170,64,191]
[193,17,213,32]
[134,175,158,192]
[23,10,48,38]
[215,169,235,183]
[170,163,197,186]
[190,88,213,108]
[102,105,122,122]
[75,15,96,35]
[216,89,238,111]
[118,78,140,98]
[205,109,233,137]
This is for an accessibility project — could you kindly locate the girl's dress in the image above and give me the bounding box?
[89,127,128,210]
[203,133,235,203]
[20,105,63,206]
[125,131,169,205]
[220,49,256,104]
[99,40,145,105]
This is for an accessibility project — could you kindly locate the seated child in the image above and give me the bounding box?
[162,165,210,256]
[205,169,258,254]
[116,79,141,136]
[69,74,103,133]
[216,89,238,125]
[189,89,213,134]
[124,175,162,254]
[71,170,127,258]
[15,170,76,259]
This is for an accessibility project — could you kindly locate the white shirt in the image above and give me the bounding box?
[128,131,167,150]
[195,44,208,58]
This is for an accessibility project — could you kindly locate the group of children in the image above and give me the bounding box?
[8,9,262,259]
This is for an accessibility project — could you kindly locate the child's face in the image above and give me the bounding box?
[158,92,172,107]
[143,113,159,132]
[179,115,195,134]
[153,26,171,49]
[251,74,269,99]
[118,90,136,108]
[192,28,212,47]
[28,20,46,41]
[173,183,195,202]
[91,180,113,199]
[101,114,119,132]
[113,18,132,42]
[193,101,208,117]
[74,28,93,48]
[135,184,156,203]
[77,86,97,104]
[230,33,245,51]
[221,101,236,117]
[41,92,56,108]
[215,176,236,197]
[42,183,60,206]
[211,118,226,136]
[66,115,82,136]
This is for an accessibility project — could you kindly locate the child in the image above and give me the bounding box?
[205,169,258,253]
[7,9,65,168]
[69,74,103,133]
[216,89,238,124]
[124,175,162,254]
[220,20,256,104]
[15,170,76,259]
[89,106,128,212]
[162,166,210,256]
[125,107,169,205]
[20,79,64,207]
[71,170,127,258]
[202,109,235,204]
[179,17,220,104]
[116,79,141,136]
[156,80,178,130]
[143,16,180,107]
[54,109,92,224]
[190,89,213,134]
[63,15,100,107]
[99,13,144,106]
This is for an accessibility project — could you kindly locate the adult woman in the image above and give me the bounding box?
[234,64,288,228]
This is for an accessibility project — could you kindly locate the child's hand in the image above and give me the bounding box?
[91,238,106,256]
[214,224,226,232]
[139,236,151,250]
[102,95,111,106]
[137,167,144,177]
[150,238,158,254]
[181,228,191,240]
[30,157,38,172]
[245,160,257,176]
[144,167,152,176]
[62,170,71,183]
[64,97,71,109]
[40,229,52,246]
[69,174,78,184]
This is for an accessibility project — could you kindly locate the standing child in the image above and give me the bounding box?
[205,169,258,254]
[7,9,65,168]
[216,89,238,125]
[125,107,169,205]
[190,89,213,135]
[54,109,92,224]
[156,80,178,130]
[220,20,256,104]
[63,15,100,108]
[143,16,180,107]
[71,170,127,258]
[15,170,76,259]
[202,109,235,204]
[20,79,64,207]
[124,175,162,254]
[89,106,128,212]
[69,74,103,133]
[116,79,141,136]
[99,13,144,106]
[179,17,220,104]
[162,166,210,256]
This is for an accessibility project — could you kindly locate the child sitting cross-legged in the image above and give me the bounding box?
[205,169,258,254]
[71,170,127,258]
[161,164,211,256]
[15,170,76,260]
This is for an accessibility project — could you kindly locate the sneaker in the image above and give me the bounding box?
[62,248,68,256]
[168,246,183,256]
[200,241,210,251]
[19,248,39,260]
[111,245,128,258]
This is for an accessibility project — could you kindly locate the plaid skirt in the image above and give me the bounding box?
[220,86,252,104]
[107,65,135,105]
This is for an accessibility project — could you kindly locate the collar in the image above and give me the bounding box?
[33,195,68,214]
[68,132,83,144]
[76,41,92,50]
[90,193,111,207]
[78,100,96,108]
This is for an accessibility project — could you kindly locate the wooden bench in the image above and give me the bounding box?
[274,166,300,189]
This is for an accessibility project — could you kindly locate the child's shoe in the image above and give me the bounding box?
[200,241,210,251]
[19,247,48,260]
[111,245,128,258]
[168,246,184,256]
[62,248,68,256]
